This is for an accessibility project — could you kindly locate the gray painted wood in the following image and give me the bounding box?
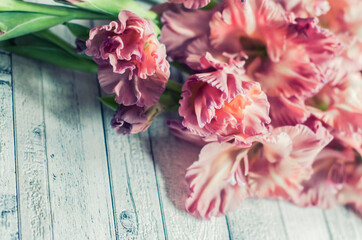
[39,61,115,240]
[279,201,330,240]
[227,199,288,240]
[148,116,230,240]
[0,51,19,240]
[1,0,362,239]
[324,206,362,240]
[12,55,53,240]
[101,107,165,240]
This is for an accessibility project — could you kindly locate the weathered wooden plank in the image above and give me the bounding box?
[148,115,230,240]
[324,206,361,240]
[12,55,53,240]
[34,61,115,239]
[227,199,288,240]
[0,51,19,240]
[279,201,330,240]
[102,107,165,240]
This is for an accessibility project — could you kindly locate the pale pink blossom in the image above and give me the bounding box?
[86,11,170,107]
[296,148,355,208]
[274,0,330,17]
[185,142,248,219]
[307,72,362,154]
[320,0,362,39]
[185,123,332,218]
[179,55,270,145]
[167,0,210,9]
[338,164,362,215]
[248,123,333,200]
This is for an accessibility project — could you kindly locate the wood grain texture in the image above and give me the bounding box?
[279,201,330,240]
[148,115,230,240]
[12,55,52,240]
[0,51,19,240]
[227,199,287,240]
[102,107,165,240]
[38,62,115,240]
[324,206,362,240]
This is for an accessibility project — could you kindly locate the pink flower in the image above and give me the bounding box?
[209,0,288,62]
[86,11,170,107]
[185,142,248,219]
[275,0,330,17]
[296,148,354,208]
[320,0,362,39]
[338,164,362,215]
[184,123,332,218]
[248,123,333,200]
[160,5,217,66]
[179,55,271,145]
[307,72,362,154]
[167,0,210,9]
[111,104,163,135]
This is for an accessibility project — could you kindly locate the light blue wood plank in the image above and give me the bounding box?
[37,61,116,239]
[12,55,53,240]
[279,201,330,240]
[227,199,288,240]
[324,206,361,240]
[0,51,19,240]
[148,115,230,240]
[101,107,166,239]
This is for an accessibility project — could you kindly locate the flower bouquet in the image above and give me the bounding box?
[1,0,361,219]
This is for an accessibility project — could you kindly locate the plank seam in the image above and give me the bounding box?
[322,210,334,240]
[277,201,290,240]
[98,80,119,240]
[39,62,55,240]
[147,131,168,240]
[10,53,21,240]
[225,216,232,240]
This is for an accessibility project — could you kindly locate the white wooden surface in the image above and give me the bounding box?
[1,1,362,239]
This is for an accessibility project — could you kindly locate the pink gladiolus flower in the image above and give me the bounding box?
[179,55,271,145]
[185,123,332,218]
[275,0,330,17]
[248,123,333,200]
[296,148,355,208]
[307,72,362,154]
[167,0,210,9]
[338,164,362,215]
[160,5,216,66]
[185,142,248,219]
[320,0,362,39]
[86,11,170,107]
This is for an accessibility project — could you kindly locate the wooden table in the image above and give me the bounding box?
[1,1,362,239]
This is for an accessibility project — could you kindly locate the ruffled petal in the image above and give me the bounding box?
[185,142,248,219]
[248,124,333,200]
[161,6,214,61]
[86,10,170,107]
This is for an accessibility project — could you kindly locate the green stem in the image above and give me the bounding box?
[170,61,192,75]
[166,80,182,93]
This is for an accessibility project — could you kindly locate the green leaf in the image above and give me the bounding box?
[33,29,77,56]
[0,0,111,19]
[0,35,98,73]
[64,22,90,41]
[98,96,118,111]
[55,0,158,20]
[0,12,72,41]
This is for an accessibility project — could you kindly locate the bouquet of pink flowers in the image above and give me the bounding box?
[1,0,361,219]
